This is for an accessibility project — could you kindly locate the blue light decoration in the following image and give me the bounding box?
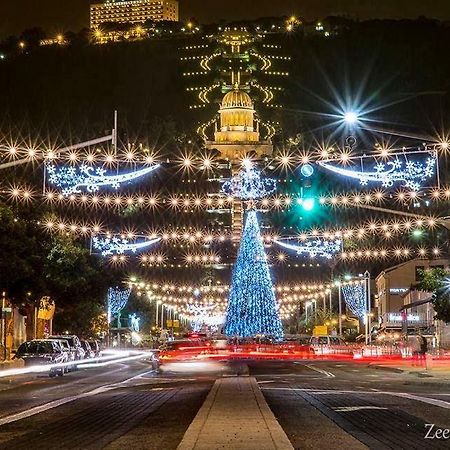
[274,238,342,260]
[221,163,277,200]
[317,151,436,191]
[46,163,160,196]
[92,236,160,256]
[129,313,141,332]
[225,210,284,340]
[341,283,366,319]
[300,163,314,178]
[107,287,131,324]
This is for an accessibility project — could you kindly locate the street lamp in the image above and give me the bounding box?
[343,111,358,125]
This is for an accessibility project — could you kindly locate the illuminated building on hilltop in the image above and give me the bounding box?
[206,86,273,240]
[90,0,179,29]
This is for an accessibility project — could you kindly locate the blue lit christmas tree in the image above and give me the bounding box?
[225,210,284,340]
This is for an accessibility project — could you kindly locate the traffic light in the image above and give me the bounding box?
[297,197,315,212]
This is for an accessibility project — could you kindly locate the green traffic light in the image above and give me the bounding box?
[296,197,315,212]
[302,198,315,211]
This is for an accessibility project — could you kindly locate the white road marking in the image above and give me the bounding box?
[389,392,450,410]
[261,387,450,409]
[304,364,335,378]
[0,369,156,427]
[334,406,388,412]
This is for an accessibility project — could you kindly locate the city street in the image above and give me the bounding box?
[2,4,450,449]
[0,358,448,449]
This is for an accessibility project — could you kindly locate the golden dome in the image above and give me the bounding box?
[221,90,253,109]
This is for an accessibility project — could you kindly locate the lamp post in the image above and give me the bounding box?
[364,271,371,345]
[336,282,343,338]
[305,301,311,323]
[156,301,162,328]
[312,299,317,323]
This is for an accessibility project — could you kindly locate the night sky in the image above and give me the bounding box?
[1,0,450,37]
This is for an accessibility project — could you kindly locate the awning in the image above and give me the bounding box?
[399,297,433,311]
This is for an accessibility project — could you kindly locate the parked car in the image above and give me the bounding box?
[80,340,94,359]
[47,338,74,372]
[14,340,66,377]
[87,340,100,357]
[48,335,85,363]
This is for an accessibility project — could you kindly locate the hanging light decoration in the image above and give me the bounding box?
[92,236,161,256]
[274,238,342,259]
[46,163,160,196]
[317,151,436,191]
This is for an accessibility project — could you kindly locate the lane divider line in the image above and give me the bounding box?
[0,369,156,427]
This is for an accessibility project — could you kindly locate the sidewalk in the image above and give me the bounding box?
[177,376,293,450]
[368,357,450,382]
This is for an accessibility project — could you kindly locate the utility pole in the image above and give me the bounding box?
[338,283,342,338]
[1,292,6,361]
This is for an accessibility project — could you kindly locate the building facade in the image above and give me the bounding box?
[375,258,450,332]
[90,0,179,29]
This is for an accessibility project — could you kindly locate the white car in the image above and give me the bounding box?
[310,335,349,355]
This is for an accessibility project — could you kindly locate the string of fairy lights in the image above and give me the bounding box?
[38,214,440,241]
[106,246,442,266]
[128,276,367,318]
[1,140,447,169]
[7,185,450,211]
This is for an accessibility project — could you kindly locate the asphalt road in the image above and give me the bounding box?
[0,358,448,449]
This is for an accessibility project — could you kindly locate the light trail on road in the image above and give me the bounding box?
[0,349,154,378]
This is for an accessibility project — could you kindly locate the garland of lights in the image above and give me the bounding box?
[222,164,277,200]
[341,282,367,319]
[92,236,160,256]
[318,152,436,191]
[9,184,450,209]
[274,238,342,259]
[46,163,160,196]
[140,246,444,264]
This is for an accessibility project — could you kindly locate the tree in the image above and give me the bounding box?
[0,202,117,335]
[416,268,450,323]
[224,210,283,339]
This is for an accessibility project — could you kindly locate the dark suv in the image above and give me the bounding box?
[15,340,66,377]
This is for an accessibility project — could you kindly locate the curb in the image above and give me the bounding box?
[369,364,450,386]
[249,377,294,450]
[177,377,293,450]
[369,364,403,373]
[177,378,220,450]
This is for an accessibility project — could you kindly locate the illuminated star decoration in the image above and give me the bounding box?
[274,238,342,260]
[221,163,277,200]
[317,153,436,191]
[341,283,366,319]
[92,236,161,256]
[46,163,160,196]
[107,287,131,323]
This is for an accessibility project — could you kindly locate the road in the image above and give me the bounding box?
[0,358,448,449]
